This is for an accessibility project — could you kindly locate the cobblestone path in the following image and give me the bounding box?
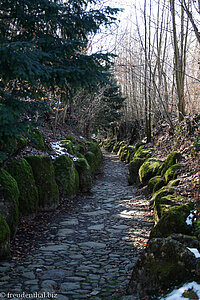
[0,150,153,300]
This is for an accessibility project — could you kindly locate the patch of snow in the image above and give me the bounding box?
[50,141,69,159]
[187,247,200,258]
[80,136,85,139]
[159,281,200,299]
[73,157,79,162]
[186,211,194,226]
[159,282,200,299]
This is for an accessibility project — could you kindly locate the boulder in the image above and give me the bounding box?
[139,158,162,185]
[125,145,135,163]
[161,151,182,176]
[53,155,79,198]
[148,176,165,194]
[88,141,102,173]
[0,168,19,235]
[127,237,197,298]
[0,214,10,259]
[134,145,152,159]
[119,145,128,161]
[164,163,182,183]
[128,157,145,185]
[75,158,92,192]
[6,158,39,215]
[150,203,194,238]
[25,156,59,211]
[61,140,74,155]
[28,128,45,151]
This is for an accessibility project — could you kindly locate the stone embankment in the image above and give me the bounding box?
[0,150,153,299]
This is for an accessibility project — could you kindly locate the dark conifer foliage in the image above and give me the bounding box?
[0,0,119,157]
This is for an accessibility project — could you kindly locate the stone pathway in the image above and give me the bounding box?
[0,150,153,299]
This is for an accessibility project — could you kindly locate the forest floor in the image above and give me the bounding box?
[0,149,153,300]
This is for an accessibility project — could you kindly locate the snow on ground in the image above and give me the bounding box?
[186,211,194,226]
[159,282,200,299]
[187,247,200,258]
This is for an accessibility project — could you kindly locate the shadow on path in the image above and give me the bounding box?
[0,150,153,299]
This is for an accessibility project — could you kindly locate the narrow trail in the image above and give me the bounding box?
[0,150,153,300]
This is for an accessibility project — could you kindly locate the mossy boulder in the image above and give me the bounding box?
[167,179,180,188]
[161,151,182,176]
[119,145,128,161]
[112,142,122,153]
[88,141,102,173]
[25,156,59,211]
[28,128,45,151]
[61,140,74,155]
[150,202,194,238]
[53,155,79,198]
[0,214,10,259]
[164,163,182,183]
[128,157,146,185]
[135,141,146,150]
[125,145,135,163]
[153,194,181,224]
[139,158,162,185]
[85,151,97,175]
[134,145,153,159]
[6,158,39,215]
[0,169,19,235]
[75,158,92,192]
[148,176,165,194]
[127,237,197,298]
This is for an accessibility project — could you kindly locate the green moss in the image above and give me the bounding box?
[150,202,194,238]
[62,140,74,155]
[167,179,180,188]
[148,176,165,194]
[54,155,79,198]
[134,145,152,159]
[0,168,19,234]
[112,142,122,153]
[139,158,161,185]
[125,146,135,163]
[164,163,182,183]
[85,151,96,175]
[135,141,146,150]
[119,145,128,161]
[25,156,59,211]
[161,151,182,176]
[128,157,145,185]
[6,158,39,215]
[28,128,45,151]
[75,158,92,192]
[17,137,27,149]
[88,141,102,173]
[154,196,181,224]
[65,136,76,143]
[0,214,10,259]
[78,141,86,155]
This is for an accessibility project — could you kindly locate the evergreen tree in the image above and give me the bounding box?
[0,0,119,157]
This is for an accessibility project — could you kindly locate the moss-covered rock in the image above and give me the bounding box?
[61,140,74,155]
[88,141,102,174]
[53,155,79,198]
[25,156,59,211]
[112,142,122,153]
[28,128,45,151]
[164,163,182,183]
[85,151,97,175]
[75,158,92,192]
[161,151,182,176]
[128,157,146,185]
[139,158,162,185]
[78,141,86,155]
[0,214,10,259]
[134,145,153,159]
[127,236,197,298]
[148,176,165,194]
[0,169,19,235]
[125,145,135,163]
[6,158,39,215]
[150,202,194,238]
[167,179,180,188]
[135,141,146,150]
[119,145,128,161]
[153,194,181,224]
